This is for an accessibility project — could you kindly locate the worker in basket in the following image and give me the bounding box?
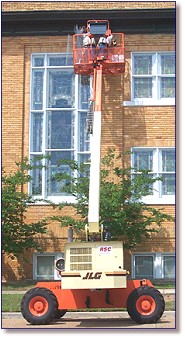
[97,33,116,59]
[97,35,107,59]
[82,26,96,62]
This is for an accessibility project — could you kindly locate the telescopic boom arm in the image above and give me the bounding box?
[87,64,103,236]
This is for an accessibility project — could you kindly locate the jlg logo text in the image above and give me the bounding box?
[82,272,102,280]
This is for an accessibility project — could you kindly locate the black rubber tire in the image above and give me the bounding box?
[127,286,165,324]
[54,309,67,319]
[21,287,58,325]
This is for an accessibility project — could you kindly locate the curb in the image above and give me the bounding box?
[2,291,26,294]
[159,289,175,295]
[2,310,175,319]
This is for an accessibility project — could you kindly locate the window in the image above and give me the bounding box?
[163,255,175,279]
[30,54,91,202]
[124,52,175,106]
[133,253,175,279]
[131,147,175,204]
[134,255,154,279]
[33,253,64,280]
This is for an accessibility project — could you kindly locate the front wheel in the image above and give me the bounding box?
[127,286,165,324]
[21,287,58,325]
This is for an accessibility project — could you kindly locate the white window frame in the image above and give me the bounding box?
[33,252,64,280]
[29,53,91,204]
[132,253,175,279]
[123,52,175,106]
[131,147,175,204]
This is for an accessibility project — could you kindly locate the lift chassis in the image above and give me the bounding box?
[21,20,165,325]
[21,242,165,325]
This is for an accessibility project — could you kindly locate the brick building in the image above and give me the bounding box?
[2,1,176,282]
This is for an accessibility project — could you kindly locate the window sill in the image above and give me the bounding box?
[142,196,175,205]
[31,195,77,205]
[31,196,175,206]
[123,99,175,107]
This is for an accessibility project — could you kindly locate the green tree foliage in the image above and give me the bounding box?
[2,159,47,257]
[50,149,174,248]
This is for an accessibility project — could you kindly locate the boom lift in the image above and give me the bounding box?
[21,20,165,325]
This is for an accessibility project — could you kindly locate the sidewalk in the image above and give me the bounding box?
[2,310,175,319]
[159,288,175,295]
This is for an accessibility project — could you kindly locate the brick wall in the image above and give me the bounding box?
[2,1,176,12]
[2,37,25,170]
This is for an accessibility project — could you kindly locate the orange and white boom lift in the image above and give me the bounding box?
[21,21,165,325]
[73,20,125,240]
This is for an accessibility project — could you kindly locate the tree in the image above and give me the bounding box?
[50,149,174,249]
[2,158,47,257]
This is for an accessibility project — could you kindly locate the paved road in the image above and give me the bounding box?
[2,311,175,329]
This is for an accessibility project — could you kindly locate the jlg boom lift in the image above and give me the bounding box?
[21,21,165,325]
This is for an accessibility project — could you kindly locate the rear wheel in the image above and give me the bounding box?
[127,286,165,324]
[21,287,58,325]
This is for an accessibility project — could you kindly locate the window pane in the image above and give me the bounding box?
[30,156,43,195]
[133,173,154,196]
[162,150,175,172]
[163,256,175,278]
[133,55,152,75]
[30,113,43,152]
[32,70,44,110]
[162,174,175,195]
[160,77,175,98]
[47,111,74,149]
[37,256,55,279]
[48,54,73,66]
[133,151,153,171]
[161,55,175,74]
[134,78,153,98]
[48,70,74,108]
[78,153,90,164]
[78,154,90,178]
[79,112,90,152]
[78,76,90,109]
[33,56,44,67]
[135,256,154,279]
[46,151,74,196]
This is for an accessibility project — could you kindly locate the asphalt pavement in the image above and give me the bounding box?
[2,311,176,329]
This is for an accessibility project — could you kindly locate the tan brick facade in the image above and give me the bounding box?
[2,2,175,281]
[2,1,175,12]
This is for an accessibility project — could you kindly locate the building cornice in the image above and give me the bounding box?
[2,8,175,36]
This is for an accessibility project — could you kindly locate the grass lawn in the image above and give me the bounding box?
[2,280,175,313]
[2,282,36,291]
[2,293,175,312]
[2,294,23,312]
[2,280,175,291]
